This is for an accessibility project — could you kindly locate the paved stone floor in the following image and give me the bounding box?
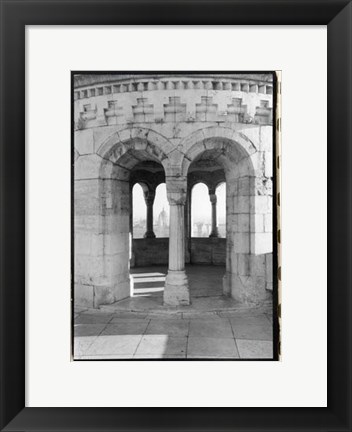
[74,308,273,359]
[74,265,274,360]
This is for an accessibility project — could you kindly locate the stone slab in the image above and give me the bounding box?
[135,335,187,356]
[74,336,99,357]
[236,339,273,359]
[145,319,190,337]
[189,319,233,338]
[230,315,272,341]
[75,313,113,325]
[74,323,107,337]
[187,337,239,358]
[101,321,149,336]
[85,335,142,356]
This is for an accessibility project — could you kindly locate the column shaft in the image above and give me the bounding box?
[169,204,185,270]
[164,177,190,306]
[209,193,219,238]
[144,191,156,238]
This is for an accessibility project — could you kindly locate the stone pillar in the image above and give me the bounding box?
[164,177,190,306]
[209,192,219,238]
[143,190,156,239]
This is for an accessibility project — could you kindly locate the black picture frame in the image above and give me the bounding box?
[0,1,350,430]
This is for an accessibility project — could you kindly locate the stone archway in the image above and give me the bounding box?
[74,128,170,308]
[180,127,272,304]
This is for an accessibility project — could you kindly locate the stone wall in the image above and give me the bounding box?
[189,238,226,265]
[132,237,227,267]
[132,238,169,267]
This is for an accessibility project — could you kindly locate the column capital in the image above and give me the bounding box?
[166,176,187,206]
[209,193,217,204]
[143,190,156,206]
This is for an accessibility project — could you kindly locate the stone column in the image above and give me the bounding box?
[164,177,190,306]
[209,192,219,238]
[143,190,156,239]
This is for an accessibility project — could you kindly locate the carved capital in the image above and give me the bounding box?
[209,193,217,205]
[143,190,156,206]
[166,176,187,206]
[167,191,187,206]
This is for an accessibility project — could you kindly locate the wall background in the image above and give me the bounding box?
[26,26,327,407]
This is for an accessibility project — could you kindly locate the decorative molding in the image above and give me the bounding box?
[74,76,273,101]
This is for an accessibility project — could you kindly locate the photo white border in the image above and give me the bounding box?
[26,26,327,407]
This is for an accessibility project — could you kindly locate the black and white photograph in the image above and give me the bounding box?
[72,72,278,360]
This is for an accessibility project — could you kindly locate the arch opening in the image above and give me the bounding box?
[97,138,169,304]
[183,134,271,303]
[191,183,211,238]
[154,183,169,238]
[132,183,148,239]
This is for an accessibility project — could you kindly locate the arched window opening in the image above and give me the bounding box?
[153,183,169,237]
[132,183,147,238]
[191,183,211,237]
[216,183,226,238]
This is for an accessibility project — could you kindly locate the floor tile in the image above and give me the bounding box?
[85,335,142,356]
[187,337,239,358]
[75,313,113,324]
[236,339,274,359]
[145,319,189,337]
[74,324,106,337]
[229,314,270,325]
[135,335,187,356]
[189,319,233,338]
[74,336,99,357]
[74,306,88,313]
[230,316,272,341]
[101,321,149,336]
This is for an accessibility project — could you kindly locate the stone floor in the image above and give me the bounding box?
[74,308,273,359]
[74,265,274,360]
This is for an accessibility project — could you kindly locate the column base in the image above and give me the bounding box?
[144,231,156,239]
[164,270,190,306]
[209,231,219,238]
